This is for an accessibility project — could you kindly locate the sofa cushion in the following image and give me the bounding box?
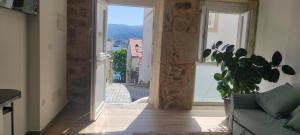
[234,109,299,135]
[256,84,300,118]
[291,105,300,118]
[287,109,300,132]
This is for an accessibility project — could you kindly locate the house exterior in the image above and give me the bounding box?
[126,39,143,84]
[138,8,154,85]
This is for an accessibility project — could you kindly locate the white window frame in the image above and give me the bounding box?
[198,1,252,62]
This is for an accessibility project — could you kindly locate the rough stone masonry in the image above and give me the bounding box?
[159,0,200,110]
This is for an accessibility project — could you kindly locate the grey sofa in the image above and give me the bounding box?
[229,94,300,135]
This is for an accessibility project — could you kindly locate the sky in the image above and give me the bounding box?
[108,6,144,26]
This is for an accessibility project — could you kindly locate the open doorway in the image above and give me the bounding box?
[105,5,154,104]
[92,1,155,119]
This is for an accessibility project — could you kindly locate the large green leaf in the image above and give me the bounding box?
[248,69,262,84]
[251,55,268,66]
[211,51,217,62]
[270,69,280,82]
[222,70,228,78]
[235,48,247,58]
[216,53,223,63]
[214,73,222,81]
[203,49,211,58]
[217,81,231,99]
[221,63,226,72]
[282,65,296,75]
[216,41,223,49]
[236,68,250,81]
[272,51,282,66]
[223,51,233,61]
[238,58,252,67]
[221,44,230,51]
[225,45,235,53]
[217,82,224,90]
[261,64,272,73]
[263,69,272,81]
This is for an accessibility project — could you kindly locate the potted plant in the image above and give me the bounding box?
[202,41,296,116]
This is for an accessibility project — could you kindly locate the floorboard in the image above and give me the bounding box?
[43,103,228,135]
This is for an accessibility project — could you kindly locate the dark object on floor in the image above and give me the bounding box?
[0,89,21,135]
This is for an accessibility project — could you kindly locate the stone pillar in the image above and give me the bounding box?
[67,0,93,109]
[159,0,200,110]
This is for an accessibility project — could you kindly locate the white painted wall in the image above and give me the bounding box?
[27,15,41,131]
[149,0,164,108]
[39,0,68,130]
[255,0,300,91]
[139,8,154,84]
[0,0,67,133]
[0,8,27,135]
[131,58,140,70]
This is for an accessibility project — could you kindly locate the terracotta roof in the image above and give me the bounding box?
[129,39,143,58]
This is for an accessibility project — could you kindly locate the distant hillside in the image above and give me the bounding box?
[108,24,143,41]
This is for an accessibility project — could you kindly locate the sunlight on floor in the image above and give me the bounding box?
[43,103,228,135]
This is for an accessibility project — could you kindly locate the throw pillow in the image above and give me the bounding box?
[291,105,300,118]
[287,110,300,132]
[256,83,300,119]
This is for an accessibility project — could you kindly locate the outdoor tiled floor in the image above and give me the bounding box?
[105,83,149,104]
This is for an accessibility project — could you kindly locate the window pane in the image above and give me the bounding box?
[194,12,241,103]
[205,12,240,62]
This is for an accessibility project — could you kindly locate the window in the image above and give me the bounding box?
[194,1,257,104]
[198,1,253,62]
[207,12,240,53]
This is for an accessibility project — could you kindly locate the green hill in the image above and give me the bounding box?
[108,24,143,41]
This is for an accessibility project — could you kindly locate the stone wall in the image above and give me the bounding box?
[67,0,93,109]
[159,0,200,110]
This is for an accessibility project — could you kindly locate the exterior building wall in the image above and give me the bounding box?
[129,57,140,84]
[139,8,154,84]
[126,56,140,83]
[126,39,142,83]
[126,43,132,83]
[131,57,140,70]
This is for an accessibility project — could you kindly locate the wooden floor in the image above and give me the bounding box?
[44,103,228,135]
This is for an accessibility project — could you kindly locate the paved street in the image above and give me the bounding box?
[105,83,149,104]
